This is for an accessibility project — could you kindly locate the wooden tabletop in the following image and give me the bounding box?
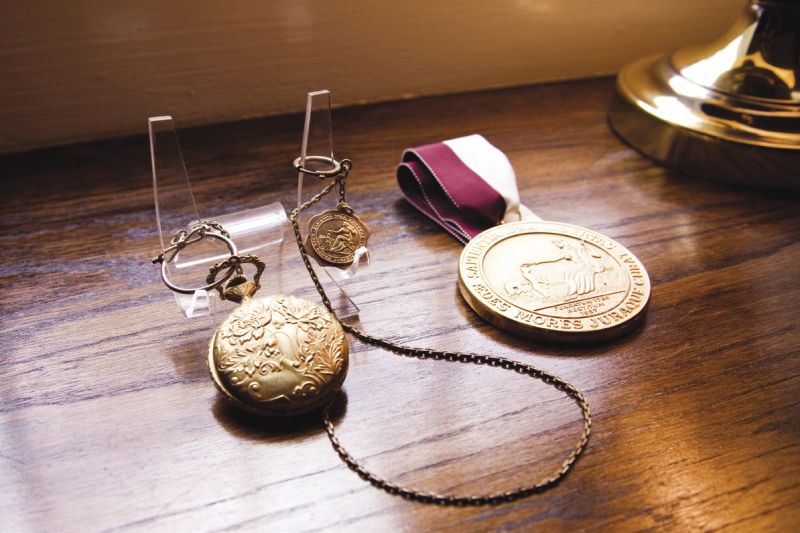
[2,78,799,532]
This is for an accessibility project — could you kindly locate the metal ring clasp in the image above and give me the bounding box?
[153,222,239,295]
[206,254,266,302]
[293,155,351,179]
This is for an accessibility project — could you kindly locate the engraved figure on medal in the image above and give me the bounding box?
[497,235,628,315]
[305,202,370,267]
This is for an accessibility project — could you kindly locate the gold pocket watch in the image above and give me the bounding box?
[153,221,348,417]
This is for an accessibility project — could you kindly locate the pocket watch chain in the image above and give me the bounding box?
[289,170,592,506]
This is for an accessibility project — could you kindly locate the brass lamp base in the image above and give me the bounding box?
[609,0,800,190]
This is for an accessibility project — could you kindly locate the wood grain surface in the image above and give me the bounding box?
[1,77,799,532]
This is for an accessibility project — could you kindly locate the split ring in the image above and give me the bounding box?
[158,228,239,294]
[293,155,343,178]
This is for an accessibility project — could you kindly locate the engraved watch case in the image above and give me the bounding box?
[208,294,349,416]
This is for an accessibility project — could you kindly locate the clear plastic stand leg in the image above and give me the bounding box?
[297,90,370,318]
[150,116,289,322]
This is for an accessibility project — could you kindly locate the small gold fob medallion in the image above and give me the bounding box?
[305,202,370,267]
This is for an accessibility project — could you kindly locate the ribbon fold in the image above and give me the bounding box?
[397,134,536,243]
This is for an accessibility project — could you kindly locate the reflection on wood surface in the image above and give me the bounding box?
[1,78,798,531]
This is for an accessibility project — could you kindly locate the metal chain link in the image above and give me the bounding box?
[337,159,349,205]
[289,165,592,506]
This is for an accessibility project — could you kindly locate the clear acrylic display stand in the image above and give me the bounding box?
[296,90,370,317]
[150,115,288,321]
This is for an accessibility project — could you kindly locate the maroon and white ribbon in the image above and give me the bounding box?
[397,134,537,243]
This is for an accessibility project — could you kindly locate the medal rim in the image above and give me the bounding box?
[306,209,370,266]
[207,295,349,417]
[457,220,651,343]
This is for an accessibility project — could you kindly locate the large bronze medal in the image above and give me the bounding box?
[458,221,650,342]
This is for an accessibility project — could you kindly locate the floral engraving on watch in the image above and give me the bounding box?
[213,295,347,408]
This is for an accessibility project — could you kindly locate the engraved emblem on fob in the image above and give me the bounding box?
[305,202,370,267]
